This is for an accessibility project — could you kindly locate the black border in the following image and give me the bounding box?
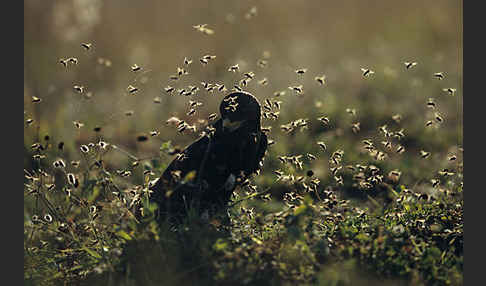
[463,1,479,285]
[14,0,25,284]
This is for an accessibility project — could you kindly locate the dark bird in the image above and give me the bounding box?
[150,91,268,223]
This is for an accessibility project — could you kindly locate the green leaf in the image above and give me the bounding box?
[183,170,197,182]
[82,246,101,259]
[213,238,228,251]
[404,204,410,211]
[116,230,133,241]
[88,186,100,203]
[294,204,307,216]
[386,249,396,257]
[355,232,369,241]
[160,140,172,151]
[251,237,263,245]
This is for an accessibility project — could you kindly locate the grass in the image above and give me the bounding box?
[24,1,462,285]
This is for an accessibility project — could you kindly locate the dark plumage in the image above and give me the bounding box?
[150,91,267,222]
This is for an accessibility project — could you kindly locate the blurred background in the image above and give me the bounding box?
[24,0,462,196]
[24,1,463,285]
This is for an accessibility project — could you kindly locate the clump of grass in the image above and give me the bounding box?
[24,131,463,285]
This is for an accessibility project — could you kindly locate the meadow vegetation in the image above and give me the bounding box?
[24,1,462,285]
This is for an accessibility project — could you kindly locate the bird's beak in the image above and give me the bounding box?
[223,118,244,132]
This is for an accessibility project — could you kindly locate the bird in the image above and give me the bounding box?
[149,91,268,223]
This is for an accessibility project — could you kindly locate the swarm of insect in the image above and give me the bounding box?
[263,99,273,112]
[258,78,268,86]
[307,153,317,161]
[73,85,84,93]
[59,58,68,68]
[329,149,344,166]
[288,85,303,94]
[228,64,239,72]
[193,24,214,35]
[317,116,330,126]
[394,128,405,140]
[433,72,445,80]
[351,122,361,134]
[177,67,188,77]
[447,154,457,161]
[183,57,192,65]
[438,169,454,177]
[131,64,141,72]
[67,57,78,65]
[346,108,357,116]
[73,121,84,129]
[280,118,309,134]
[83,92,93,100]
[257,59,268,68]
[81,43,92,50]
[53,159,66,168]
[271,100,282,110]
[317,141,327,151]
[431,178,440,188]
[381,140,392,149]
[80,145,90,153]
[127,85,138,94]
[420,150,431,159]
[427,98,436,109]
[200,54,216,65]
[243,71,255,80]
[392,114,402,123]
[443,88,457,96]
[396,145,405,154]
[166,116,183,127]
[434,112,444,123]
[97,57,112,67]
[67,173,79,188]
[295,68,307,75]
[315,75,326,85]
[330,166,342,176]
[387,170,402,184]
[404,61,417,69]
[361,68,375,77]
[245,6,258,19]
[213,83,226,93]
[334,175,344,186]
[378,124,391,137]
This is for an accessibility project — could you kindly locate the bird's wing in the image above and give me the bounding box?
[254,131,268,171]
[151,134,210,199]
[152,119,225,194]
[240,130,267,176]
[149,134,213,219]
[165,135,209,184]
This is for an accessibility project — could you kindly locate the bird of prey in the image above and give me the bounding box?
[150,91,267,222]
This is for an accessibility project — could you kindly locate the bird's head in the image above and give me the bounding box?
[219,91,262,132]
